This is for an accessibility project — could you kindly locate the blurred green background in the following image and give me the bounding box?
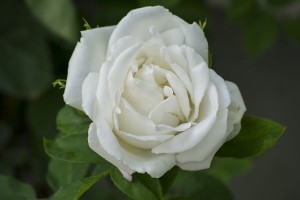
[0,0,299,199]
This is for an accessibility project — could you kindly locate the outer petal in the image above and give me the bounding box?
[108,6,175,49]
[93,111,123,160]
[225,81,247,140]
[88,123,133,176]
[176,108,228,164]
[82,72,99,117]
[177,154,214,171]
[176,71,231,165]
[108,6,208,62]
[174,20,208,63]
[120,142,176,178]
[64,26,114,109]
[91,114,176,178]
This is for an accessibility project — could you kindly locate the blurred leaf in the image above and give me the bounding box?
[285,18,300,43]
[0,146,30,175]
[110,167,162,200]
[159,166,179,196]
[0,0,52,98]
[25,0,79,43]
[44,134,105,163]
[27,88,64,156]
[206,157,252,183]
[228,0,254,20]
[217,115,285,158]
[267,0,296,7]
[56,106,91,135]
[241,14,277,57]
[27,89,64,137]
[82,179,127,200]
[138,0,181,7]
[50,172,109,200]
[0,122,12,148]
[0,175,36,199]
[46,158,89,191]
[171,171,234,200]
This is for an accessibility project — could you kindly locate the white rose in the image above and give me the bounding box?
[63,6,246,179]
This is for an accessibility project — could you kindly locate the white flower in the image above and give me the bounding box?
[63,6,246,179]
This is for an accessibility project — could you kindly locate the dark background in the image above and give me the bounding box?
[0,0,299,199]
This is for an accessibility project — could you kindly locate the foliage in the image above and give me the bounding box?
[0,0,290,199]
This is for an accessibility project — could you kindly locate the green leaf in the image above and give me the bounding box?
[92,163,113,176]
[206,157,252,183]
[50,171,109,200]
[47,158,89,191]
[171,171,234,200]
[44,134,105,163]
[217,115,285,158]
[110,167,163,200]
[25,0,79,43]
[56,106,91,135]
[0,175,36,199]
[0,0,52,98]
[159,166,179,196]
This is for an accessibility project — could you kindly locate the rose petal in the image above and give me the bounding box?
[116,130,173,149]
[156,122,192,133]
[160,28,185,46]
[120,141,176,178]
[108,6,208,64]
[88,123,133,175]
[176,154,214,171]
[64,26,114,109]
[142,41,169,69]
[176,73,231,163]
[96,62,114,126]
[119,98,172,135]
[82,72,99,117]
[107,36,141,61]
[93,112,123,160]
[108,6,175,49]
[122,71,164,116]
[119,98,156,135]
[152,83,219,154]
[166,46,193,97]
[225,81,246,140]
[173,18,209,63]
[183,46,209,121]
[134,64,157,86]
[149,95,184,127]
[165,70,190,119]
[176,108,228,163]
[108,44,141,112]
[210,70,231,108]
